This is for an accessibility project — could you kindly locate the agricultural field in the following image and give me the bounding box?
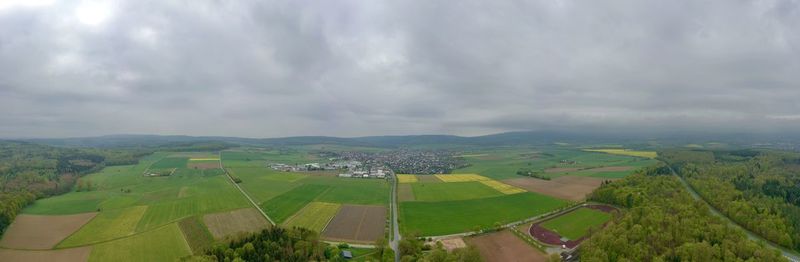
[322,205,387,243]
[583,148,657,159]
[283,202,341,232]
[203,208,269,240]
[400,192,568,236]
[0,213,97,249]
[410,182,503,202]
[503,176,607,201]
[466,230,547,262]
[397,174,418,183]
[221,149,391,244]
[0,151,259,261]
[454,147,656,180]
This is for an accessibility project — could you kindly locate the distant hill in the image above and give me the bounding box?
[17,131,799,149]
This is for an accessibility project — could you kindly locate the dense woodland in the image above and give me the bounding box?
[581,171,786,261]
[0,140,232,236]
[662,149,800,251]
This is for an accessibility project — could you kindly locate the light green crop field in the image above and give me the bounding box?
[540,207,611,240]
[400,192,568,236]
[410,182,502,201]
[89,223,191,262]
[454,147,656,180]
[59,206,148,247]
[20,151,252,260]
[150,157,189,169]
[230,167,307,182]
[262,184,331,223]
[283,202,341,232]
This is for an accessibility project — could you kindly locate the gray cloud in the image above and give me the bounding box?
[1,0,799,138]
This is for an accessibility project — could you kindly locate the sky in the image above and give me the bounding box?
[1,0,799,138]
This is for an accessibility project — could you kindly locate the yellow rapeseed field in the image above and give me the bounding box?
[479,180,526,194]
[397,174,418,183]
[434,174,490,182]
[583,149,657,159]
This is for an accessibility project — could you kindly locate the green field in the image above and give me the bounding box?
[177,216,215,254]
[410,182,502,201]
[454,147,656,180]
[59,206,148,247]
[400,192,568,236]
[262,184,331,223]
[540,207,612,240]
[89,223,191,262]
[150,157,189,169]
[283,202,341,232]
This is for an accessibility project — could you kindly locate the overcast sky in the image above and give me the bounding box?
[1,0,799,138]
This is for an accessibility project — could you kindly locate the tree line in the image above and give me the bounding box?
[662,149,800,251]
[581,170,786,261]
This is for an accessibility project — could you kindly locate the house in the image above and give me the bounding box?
[338,173,352,178]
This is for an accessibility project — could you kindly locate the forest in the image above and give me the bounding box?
[581,171,786,261]
[662,149,800,251]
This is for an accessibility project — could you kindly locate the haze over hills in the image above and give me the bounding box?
[16,130,800,149]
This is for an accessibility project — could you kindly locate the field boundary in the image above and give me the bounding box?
[219,151,275,225]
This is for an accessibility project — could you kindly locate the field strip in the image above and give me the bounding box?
[219,151,275,225]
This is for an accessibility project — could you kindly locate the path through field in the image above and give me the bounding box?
[390,173,401,262]
[219,152,275,225]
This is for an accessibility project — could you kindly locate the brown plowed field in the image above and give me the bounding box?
[503,176,607,201]
[466,230,546,262]
[416,175,441,183]
[322,205,386,243]
[187,162,220,170]
[203,208,269,239]
[398,184,415,202]
[0,212,97,249]
[0,247,91,262]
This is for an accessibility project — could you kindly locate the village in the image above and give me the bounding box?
[269,159,392,179]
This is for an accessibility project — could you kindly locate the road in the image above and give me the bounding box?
[668,164,800,262]
[219,151,276,225]
[389,173,401,262]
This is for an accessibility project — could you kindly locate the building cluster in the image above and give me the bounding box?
[337,167,389,179]
[269,160,362,172]
[328,149,468,174]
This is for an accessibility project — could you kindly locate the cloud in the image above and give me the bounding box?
[0,0,799,138]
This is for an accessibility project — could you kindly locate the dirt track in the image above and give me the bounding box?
[503,176,607,201]
[466,230,546,262]
[322,205,386,243]
[0,212,97,249]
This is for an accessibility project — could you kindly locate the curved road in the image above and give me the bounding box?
[667,165,800,262]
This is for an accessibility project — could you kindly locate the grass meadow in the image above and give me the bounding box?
[540,207,611,239]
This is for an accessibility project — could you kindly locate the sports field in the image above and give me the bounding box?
[539,207,612,240]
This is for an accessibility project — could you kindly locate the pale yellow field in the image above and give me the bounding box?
[188,158,220,161]
[584,149,657,159]
[397,174,418,183]
[480,180,526,194]
[435,174,490,182]
[284,202,341,232]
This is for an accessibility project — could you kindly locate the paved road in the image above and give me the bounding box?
[389,173,401,262]
[668,164,800,262]
[219,151,276,225]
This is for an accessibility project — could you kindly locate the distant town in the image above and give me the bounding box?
[268,149,469,177]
